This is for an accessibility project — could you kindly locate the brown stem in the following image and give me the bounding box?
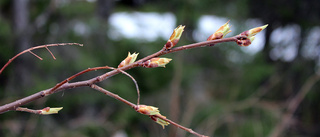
[90,84,136,108]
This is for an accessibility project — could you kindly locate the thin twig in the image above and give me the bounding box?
[114,68,141,105]
[268,71,320,137]
[45,46,56,60]
[28,50,43,60]
[16,107,41,114]
[48,66,114,94]
[0,43,83,74]
[90,84,136,108]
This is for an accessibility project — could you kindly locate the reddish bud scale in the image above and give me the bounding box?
[237,39,251,46]
[237,36,255,46]
[143,60,159,68]
[165,41,173,49]
[149,115,157,121]
[42,107,50,112]
[240,30,250,37]
[142,58,172,68]
[207,32,224,41]
[236,24,267,47]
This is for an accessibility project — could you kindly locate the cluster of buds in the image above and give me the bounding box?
[40,107,63,115]
[118,52,139,68]
[165,25,185,50]
[135,105,170,129]
[237,24,268,46]
[142,57,172,68]
[207,21,232,45]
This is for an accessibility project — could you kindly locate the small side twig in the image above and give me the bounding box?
[268,71,320,137]
[16,107,41,114]
[45,47,56,60]
[90,84,136,108]
[16,107,63,115]
[0,43,83,74]
[114,68,141,105]
[28,50,43,60]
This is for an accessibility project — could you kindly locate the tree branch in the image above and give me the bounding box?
[0,36,243,114]
[0,35,247,137]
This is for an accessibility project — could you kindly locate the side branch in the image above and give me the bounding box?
[0,43,83,74]
[90,84,136,108]
[90,84,208,137]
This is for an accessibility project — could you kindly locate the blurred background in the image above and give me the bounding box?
[0,0,320,137]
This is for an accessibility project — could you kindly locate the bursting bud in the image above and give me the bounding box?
[237,24,268,47]
[142,58,172,68]
[237,36,255,46]
[207,21,231,41]
[165,25,185,50]
[135,105,160,115]
[150,115,170,129]
[239,24,268,38]
[118,52,139,68]
[40,107,63,115]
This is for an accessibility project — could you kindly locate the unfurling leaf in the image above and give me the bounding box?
[207,21,231,41]
[118,52,139,68]
[150,115,170,129]
[40,107,63,115]
[165,25,185,50]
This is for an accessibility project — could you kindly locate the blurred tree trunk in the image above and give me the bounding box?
[8,0,33,95]
[96,0,114,20]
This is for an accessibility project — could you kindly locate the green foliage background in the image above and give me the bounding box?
[0,0,319,137]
